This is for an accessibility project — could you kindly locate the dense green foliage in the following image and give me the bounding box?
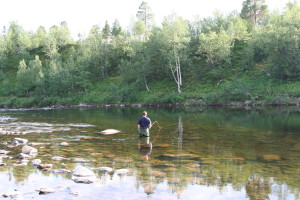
[0,1,300,107]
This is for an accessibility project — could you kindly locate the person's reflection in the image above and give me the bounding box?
[138,137,152,160]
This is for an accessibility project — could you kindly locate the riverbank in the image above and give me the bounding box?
[0,75,299,109]
[0,101,300,110]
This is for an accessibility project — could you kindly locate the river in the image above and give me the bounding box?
[0,106,300,200]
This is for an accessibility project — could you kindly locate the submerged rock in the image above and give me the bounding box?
[263,155,281,161]
[74,158,89,163]
[8,190,22,200]
[28,142,50,146]
[53,169,72,174]
[69,189,79,196]
[52,156,67,161]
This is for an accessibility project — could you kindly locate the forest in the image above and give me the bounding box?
[0,0,300,108]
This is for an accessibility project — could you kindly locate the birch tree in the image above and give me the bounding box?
[160,15,190,93]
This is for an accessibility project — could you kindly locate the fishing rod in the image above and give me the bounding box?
[150,121,163,130]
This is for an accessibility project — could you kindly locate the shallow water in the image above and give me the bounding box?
[0,106,300,199]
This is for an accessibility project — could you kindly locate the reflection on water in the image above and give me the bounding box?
[0,107,300,199]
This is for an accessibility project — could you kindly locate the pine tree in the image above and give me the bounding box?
[240,0,268,24]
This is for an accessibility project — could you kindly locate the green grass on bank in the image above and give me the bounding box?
[0,75,299,108]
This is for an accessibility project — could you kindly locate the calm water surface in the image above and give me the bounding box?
[0,107,300,200]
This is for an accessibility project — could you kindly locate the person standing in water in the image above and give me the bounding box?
[138,111,152,137]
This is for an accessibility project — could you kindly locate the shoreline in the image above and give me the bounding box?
[1,102,300,110]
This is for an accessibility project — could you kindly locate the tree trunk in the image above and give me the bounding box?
[144,78,151,92]
[172,44,182,93]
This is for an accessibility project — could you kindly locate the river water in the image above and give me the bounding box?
[0,106,300,200]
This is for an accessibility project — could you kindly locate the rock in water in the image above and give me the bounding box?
[38,187,56,195]
[0,158,6,166]
[73,166,94,177]
[0,150,9,155]
[12,138,28,146]
[37,164,53,171]
[100,129,121,135]
[71,166,97,184]
[53,169,72,174]
[98,167,113,173]
[31,159,42,166]
[52,156,66,161]
[115,169,129,175]
[22,146,38,157]
[16,153,31,159]
[60,142,68,146]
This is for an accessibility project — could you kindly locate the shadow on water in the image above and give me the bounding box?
[0,106,300,199]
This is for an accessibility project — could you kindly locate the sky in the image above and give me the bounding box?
[0,0,292,38]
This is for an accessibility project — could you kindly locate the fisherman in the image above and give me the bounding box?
[138,111,152,137]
